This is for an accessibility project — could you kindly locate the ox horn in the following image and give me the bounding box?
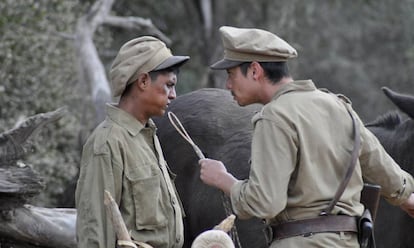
[213,214,236,233]
[382,87,414,119]
[191,215,236,248]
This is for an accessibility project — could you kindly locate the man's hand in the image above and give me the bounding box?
[401,193,414,218]
[199,158,238,195]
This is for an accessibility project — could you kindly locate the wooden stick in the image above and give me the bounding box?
[104,190,155,248]
[104,190,138,248]
[104,190,153,248]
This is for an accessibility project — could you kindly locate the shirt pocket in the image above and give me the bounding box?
[126,168,167,230]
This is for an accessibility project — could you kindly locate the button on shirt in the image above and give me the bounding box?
[76,104,184,248]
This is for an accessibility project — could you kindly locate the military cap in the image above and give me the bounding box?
[110,36,189,97]
[211,26,297,70]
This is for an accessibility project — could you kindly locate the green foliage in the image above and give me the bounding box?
[110,0,414,122]
[0,0,87,207]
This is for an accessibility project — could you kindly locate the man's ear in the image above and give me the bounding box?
[250,61,264,80]
[136,73,151,90]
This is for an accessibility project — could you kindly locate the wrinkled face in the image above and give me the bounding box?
[145,71,177,117]
[225,66,257,106]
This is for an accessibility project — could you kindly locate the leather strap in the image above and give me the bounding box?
[321,105,361,215]
[271,97,361,241]
[272,215,358,240]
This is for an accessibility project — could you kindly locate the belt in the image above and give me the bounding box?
[271,215,358,240]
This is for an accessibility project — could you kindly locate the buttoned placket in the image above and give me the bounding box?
[152,130,183,247]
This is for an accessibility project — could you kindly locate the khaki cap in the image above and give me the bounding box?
[110,36,189,97]
[211,26,297,70]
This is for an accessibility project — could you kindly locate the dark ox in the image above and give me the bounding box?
[154,88,268,248]
[365,87,414,248]
[154,87,414,248]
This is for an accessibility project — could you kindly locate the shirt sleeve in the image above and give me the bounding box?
[359,125,414,206]
[75,147,123,248]
[230,117,297,219]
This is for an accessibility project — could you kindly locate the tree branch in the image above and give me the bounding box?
[103,16,171,45]
[75,0,114,123]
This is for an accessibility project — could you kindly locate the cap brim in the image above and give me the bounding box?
[153,56,190,71]
[210,59,244,70]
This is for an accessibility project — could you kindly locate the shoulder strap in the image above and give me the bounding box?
[320,104,361,215]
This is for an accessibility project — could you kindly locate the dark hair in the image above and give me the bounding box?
[239,61,290,84]
[149,65,180,81]
[121,65,180,98]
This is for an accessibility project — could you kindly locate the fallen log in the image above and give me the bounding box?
[0,205,76,248]
[0,107,68,247]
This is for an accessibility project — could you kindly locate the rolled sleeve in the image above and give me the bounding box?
[230,180,249,219]
[360,127,414,206]
[397,171,414,205]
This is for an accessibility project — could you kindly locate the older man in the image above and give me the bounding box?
[76,36,189,248]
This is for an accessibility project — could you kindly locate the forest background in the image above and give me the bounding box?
[1,0,413,207]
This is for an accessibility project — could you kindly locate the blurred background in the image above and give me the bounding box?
[0,0,413,207]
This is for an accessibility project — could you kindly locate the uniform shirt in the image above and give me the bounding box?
[76,104,184,248]
[230,80,414,224]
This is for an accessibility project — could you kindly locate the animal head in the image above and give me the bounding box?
[365,87,414,174]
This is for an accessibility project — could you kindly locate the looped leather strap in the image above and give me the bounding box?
[167,111,242,247]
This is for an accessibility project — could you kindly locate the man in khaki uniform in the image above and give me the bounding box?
[75,37,189,248]
[199,26,414,247]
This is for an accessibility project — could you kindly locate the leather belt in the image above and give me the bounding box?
[271,215,358,240]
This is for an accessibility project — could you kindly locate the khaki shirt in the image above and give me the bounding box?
[230,80,414,224]
[76,104,184,248]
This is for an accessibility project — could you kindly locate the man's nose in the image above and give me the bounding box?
[168,87,176,99]
[225,78,232,89]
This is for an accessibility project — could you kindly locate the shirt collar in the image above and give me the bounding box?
[271,79,316,101]
[106,103,157,136]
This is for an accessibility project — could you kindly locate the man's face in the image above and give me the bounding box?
[225,65,257,106]
[144,71,177,117]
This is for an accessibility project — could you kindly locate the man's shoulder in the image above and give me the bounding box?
[85,120,125,155]
[253,103,286,126]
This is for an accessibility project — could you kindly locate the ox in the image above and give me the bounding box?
[154,87,414,248]
[154,88,268,248]
[365,87,414,248]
